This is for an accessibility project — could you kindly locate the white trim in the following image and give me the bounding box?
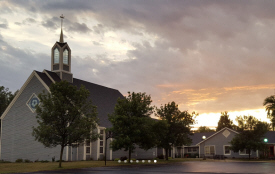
[0,119,2,160]
[198,145,200,158]
[43,70,56,84]
[1,71,50,120]
[109,138,113,160]
[223,145,231,155]
[196,127,239,146]
[77,146,79,161]
[83,142,86,160]
[239,149,251,155]
[66,146,68,161]
[26,93,40,113]
[256,150,258,158]
[204,145,216,156]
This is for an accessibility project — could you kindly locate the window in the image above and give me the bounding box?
[239,149,250,155]
[85,140,90,154]
[54,48,59,64]
[100,129,104,154]
[205,146,215,155]
[187,147,197,153]
[63,49,68,64]
[224,145,231,155]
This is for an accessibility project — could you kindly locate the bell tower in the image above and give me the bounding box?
[51,14,73,83]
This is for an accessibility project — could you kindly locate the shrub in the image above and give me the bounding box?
[157,154,164,159]
[24,159,31,163]
[0,160,11,163]
[52,156,55,162]
[131,158,136,161]
[15,159,23,163]
[114,158,120,161]
[41,160,49,163]
[120,156,127,161]
[168,157,172,160]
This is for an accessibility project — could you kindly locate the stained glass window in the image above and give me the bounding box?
[54,48,59,64]
[63,49,68,64]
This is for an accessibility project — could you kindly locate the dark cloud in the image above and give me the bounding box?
[0,24,8,29]
[41,16,59,30]
[68,22,91,33]
[2,0,275,121]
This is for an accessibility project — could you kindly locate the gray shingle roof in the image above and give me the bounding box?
[189,132,216,146]
[36,70,123,128]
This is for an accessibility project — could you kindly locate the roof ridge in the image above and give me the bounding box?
[73,78,120,92]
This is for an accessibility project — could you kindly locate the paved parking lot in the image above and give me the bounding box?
[26,161,275,174]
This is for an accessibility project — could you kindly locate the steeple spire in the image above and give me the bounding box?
[59,14,64,43]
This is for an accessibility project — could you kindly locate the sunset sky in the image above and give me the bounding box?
[1,0,274,127]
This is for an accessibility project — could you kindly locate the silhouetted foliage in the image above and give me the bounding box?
[196,126,215,133]
[0,86,18,116]
[155,101,196,160]
[216,111,234,131]
[108,92,155,162]
[263,95,275,131]
[33,81,98,168]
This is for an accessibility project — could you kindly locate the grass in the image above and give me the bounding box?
[0,158,203,173]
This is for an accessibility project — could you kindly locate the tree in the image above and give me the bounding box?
[235,115,259,131]
[230,121,269,159]
[263,95,275,131]
[108,92,154,162]
[32,81,98,168]
[155,101,196,160]
[196,126,215,133]
[0,86,18,116]
[216,111,234,131]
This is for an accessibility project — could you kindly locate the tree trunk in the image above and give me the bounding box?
[128,148,131,163]
[165,148,169,160]
[59,145,65,168]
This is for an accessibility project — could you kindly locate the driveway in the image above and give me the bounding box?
[26,161,275,174]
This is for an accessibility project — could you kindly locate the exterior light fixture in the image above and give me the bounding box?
[202,136,206,140]
[264,138,268,143]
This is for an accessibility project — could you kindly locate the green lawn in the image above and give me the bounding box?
[0,158,203,173]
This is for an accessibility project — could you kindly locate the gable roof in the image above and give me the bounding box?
[72,78,123,128]
[1,70,123,128]
[196,127,239,146]
[188,132,216,146]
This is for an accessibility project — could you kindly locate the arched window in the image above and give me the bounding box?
[54,48,59,64]
[63,49,68,64]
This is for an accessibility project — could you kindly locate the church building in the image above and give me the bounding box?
[0,17,157,162]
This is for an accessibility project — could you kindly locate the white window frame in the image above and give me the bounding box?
[54,48,59,64]
[99,129,105,154]
[26,93,40,113]
[223,145,231,155]
[63,49,68,64]
[239,149,251,155]
[187,147,197,153]
[204,145,215,156]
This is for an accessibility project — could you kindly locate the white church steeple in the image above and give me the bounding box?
[51,14,73,83]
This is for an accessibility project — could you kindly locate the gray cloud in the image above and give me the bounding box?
[0,24,8,29]
[2,0,275,120]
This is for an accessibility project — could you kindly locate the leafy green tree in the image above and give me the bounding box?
[32,81,98,168]
[230,121,269,159]
[216,111,234,131]
[108,92,154,162]
[263,95,275,131]
[155,101,196,160]
[0,86,18,116]
[196,126,215,133]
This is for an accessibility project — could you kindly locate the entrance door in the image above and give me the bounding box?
[270,146,274,157]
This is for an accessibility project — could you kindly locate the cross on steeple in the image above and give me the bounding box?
[59,14,65,43]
